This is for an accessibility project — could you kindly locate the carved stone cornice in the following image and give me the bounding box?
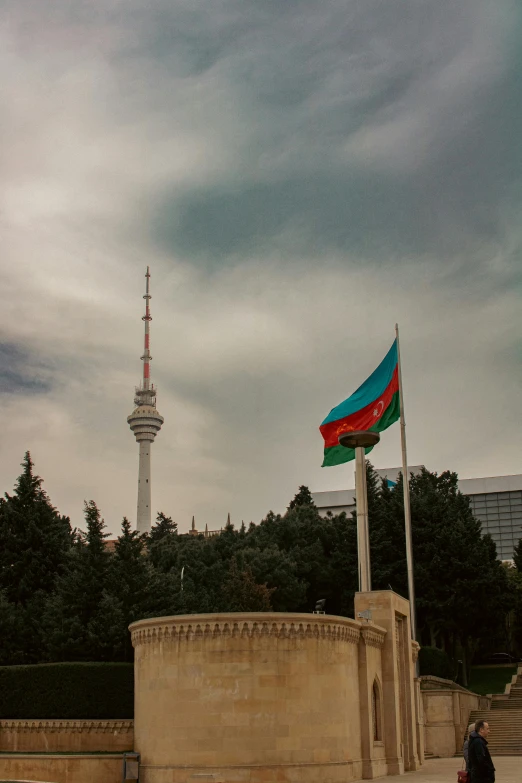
[360,626,386,649]
[0,720,133,734]
[411,640,420,662]
[130,612,362,649]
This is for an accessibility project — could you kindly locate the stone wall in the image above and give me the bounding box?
[421,676,491,758]
[0,753,123,783]
[0,719,133,753]
[0,592,422,783]
[131,591,421,783]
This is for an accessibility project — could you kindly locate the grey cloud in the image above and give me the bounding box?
[0,0,521,534]
[152,169,499,264]
[140,0,522,288]
[0,343,52,396]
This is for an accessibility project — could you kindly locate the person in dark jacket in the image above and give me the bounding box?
[468,720,495,783]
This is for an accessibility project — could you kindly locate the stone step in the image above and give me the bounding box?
[488,743,522,747]
[482,726,522,730]
[491,704,522,709]
[491,700,522,704]
[474,668,522,759]
[488,741,522,745]
[471,712,522,715]
[469,717,522,724]
[473,716,522,721]
[481,725,522,729]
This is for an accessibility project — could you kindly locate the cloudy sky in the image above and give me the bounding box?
[1,0,521,536]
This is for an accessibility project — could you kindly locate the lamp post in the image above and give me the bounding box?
[338,430,380,593]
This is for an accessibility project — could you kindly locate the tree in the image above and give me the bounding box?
[232,545,307,611]
[221,561,275,612]
[0,452,514,669]
[0,453,73,662]
[43,501,112,661]
[0,452,72,605]
[513,538,522,573]
[148,512,179,571]
[288,485,315,510]
[150,512,177,543]
[0,591,27,665]
[103,518,163,660]
[368,467,510,684]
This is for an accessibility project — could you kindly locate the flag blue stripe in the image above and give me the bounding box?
[321,340,398,425]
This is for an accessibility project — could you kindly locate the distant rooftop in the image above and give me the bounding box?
[312,469,522,511]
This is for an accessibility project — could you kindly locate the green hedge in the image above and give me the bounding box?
[419,646,453,680]
[0,662,134,719]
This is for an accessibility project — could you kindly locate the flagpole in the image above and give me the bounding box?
[395,323,417,645]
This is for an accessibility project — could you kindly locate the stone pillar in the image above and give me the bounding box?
[354,591,421,775]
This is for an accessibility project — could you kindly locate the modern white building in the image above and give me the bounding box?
[127,268,164,534]
[312,469,522,561]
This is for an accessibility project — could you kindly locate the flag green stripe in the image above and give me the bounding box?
[321,390,400,467]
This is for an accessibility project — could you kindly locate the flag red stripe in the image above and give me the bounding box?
[319,366,399,448]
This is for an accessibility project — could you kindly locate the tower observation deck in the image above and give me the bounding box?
[127,267,164,533]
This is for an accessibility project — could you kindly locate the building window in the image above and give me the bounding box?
[372,679,382,741]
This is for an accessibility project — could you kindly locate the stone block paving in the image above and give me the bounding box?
[394,756,519,783]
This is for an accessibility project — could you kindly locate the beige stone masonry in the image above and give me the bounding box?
[0,753,123,783]
[131,598,421,783]
[421,676,489,758]
[131,612,367,783]
[354,591,422,776]
[0,719,133,753]
[131,614,362,646]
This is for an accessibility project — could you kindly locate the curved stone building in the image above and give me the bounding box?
[130,591,422,783]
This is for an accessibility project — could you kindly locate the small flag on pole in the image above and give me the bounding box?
[319,340,400,467]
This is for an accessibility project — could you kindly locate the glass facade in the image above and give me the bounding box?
[467,490,522,561]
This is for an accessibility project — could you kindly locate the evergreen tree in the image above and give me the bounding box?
[288,485,315,510]
[222,562,275,612]
[0,591,27,665]
[150,512,177,543]
[0,451,514,669]
[368,467,510,683]
[148,512,179,571]
[104,518,162,660]
[233,545,307,611]
[43,501,112,661]
[0,453,73,662]
[0,452,72,605]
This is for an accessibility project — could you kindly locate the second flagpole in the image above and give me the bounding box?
[395,323,417,645]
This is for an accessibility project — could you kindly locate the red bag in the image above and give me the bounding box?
[458,771,469,783]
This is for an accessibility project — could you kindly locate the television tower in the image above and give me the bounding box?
[127,267,164,533]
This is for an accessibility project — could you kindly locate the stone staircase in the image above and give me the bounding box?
[469,665,522,755]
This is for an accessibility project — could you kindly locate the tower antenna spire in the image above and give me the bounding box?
[142,266,152,390]
[128,267,164,534]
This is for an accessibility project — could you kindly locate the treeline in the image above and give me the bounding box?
[1,452,521,684]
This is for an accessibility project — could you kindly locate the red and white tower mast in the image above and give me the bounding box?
[127,267,164,533]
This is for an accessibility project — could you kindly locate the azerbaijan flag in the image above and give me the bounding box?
[320,340,400,467]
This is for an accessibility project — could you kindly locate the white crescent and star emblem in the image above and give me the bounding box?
[373,400,384,418]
